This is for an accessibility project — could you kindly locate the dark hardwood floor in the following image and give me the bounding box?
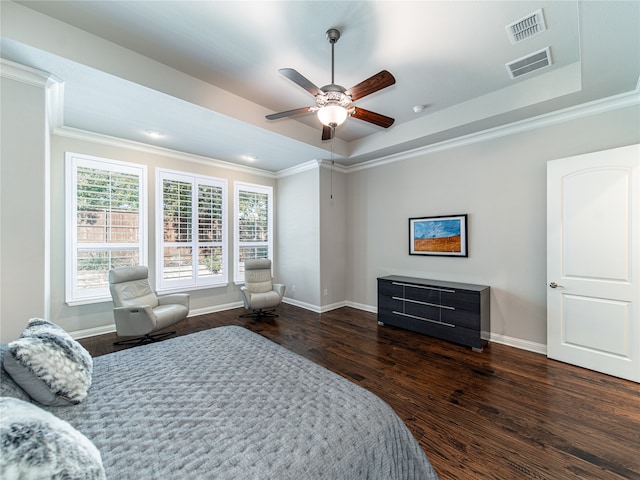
[79,304,640,480]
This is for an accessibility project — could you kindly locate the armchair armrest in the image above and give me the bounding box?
[240,286,251,308]
[273,283,286,298]
[113,305,156,336]
[158,293,190,309]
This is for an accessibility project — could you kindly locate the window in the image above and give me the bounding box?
[234,182,273,283]
[157,169,227,291]
[66,153,147,305]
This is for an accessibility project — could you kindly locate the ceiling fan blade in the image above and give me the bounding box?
[321,125,334,141]
[345,70,396,101]
[351,107,395,128]
[265,106,315,120]
[279,68,323,97]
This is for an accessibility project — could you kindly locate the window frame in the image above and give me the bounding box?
[234,181,273,284]
[156,168,228,292]
[65,152,147,306]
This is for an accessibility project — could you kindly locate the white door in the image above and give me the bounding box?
[547,144,639,382]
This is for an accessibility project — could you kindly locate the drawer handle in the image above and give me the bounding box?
[393,297,439,308]
[392,297,456,310]
[391,282,455,293]
[392,311,456,328]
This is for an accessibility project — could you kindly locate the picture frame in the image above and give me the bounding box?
[409,214,468,257]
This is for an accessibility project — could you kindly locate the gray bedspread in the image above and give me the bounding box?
[48,326,438,479]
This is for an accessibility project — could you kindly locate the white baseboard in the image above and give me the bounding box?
[486,332,547,355]
[345,301,377,313]
[282,297,321,312]
[71,325,116,340]
[188,301,243,317]
[71,300,548,356]
[282,297,347,313]
[319,301,348,313]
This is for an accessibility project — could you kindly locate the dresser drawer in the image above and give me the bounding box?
[403,284,441,304]
[404,301,441,323]
[378,294,403,312]
[378,280,403,297]
[441,290,481,311]
[441,307,480,330]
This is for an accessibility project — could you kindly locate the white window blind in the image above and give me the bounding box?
[234,182,273,283]
[66,153,147,305]
[157,169,227,290]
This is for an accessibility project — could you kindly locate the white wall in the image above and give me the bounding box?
[319,162,347,309]
[276,161,347,312]
[0,72,49,342]
[345,105,640,349]
[277,167,321,308]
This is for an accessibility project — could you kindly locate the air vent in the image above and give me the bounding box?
[506,47,552,79]
[506,9,546,44]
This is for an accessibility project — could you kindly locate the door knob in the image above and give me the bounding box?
[549,282,564,289]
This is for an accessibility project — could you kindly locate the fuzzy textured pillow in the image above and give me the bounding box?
[0,343,32,402]
[0,397,105,480]
[3,319,93,406]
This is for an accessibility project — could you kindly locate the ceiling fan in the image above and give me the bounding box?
[265,28,396,141]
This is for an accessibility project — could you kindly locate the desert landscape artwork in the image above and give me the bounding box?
[409,215,468,257]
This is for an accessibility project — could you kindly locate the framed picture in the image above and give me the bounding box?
[409,214,468,257]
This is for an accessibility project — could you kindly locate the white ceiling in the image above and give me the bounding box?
[1,1,639,173]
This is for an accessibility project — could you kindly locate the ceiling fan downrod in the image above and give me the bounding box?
[326,28,340,86]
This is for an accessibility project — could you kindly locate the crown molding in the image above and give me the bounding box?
[276,159,321,178]
[317,159,348,173]
[276,159,349,178]
[46,79,65,130]
[346,87,640,173]
[1,59,65,130]
[52,126,277,178]
[0,58,57,87]
[317,159,348,175]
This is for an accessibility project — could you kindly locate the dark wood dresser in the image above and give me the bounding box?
[377,275,490,351]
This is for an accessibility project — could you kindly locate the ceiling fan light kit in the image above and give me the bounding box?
[317,104,348,127]
[266,28,396,140]
[316,89,351,127]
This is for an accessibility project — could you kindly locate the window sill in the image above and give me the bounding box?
[156,282,230,295]
[66,296,112,307]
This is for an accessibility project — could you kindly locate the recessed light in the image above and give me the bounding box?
[145,130,164,138]
[412,105,425,113]
[244,155,257,162]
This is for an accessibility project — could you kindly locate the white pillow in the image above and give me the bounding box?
[3,318,92,406]
[0,397,105,480]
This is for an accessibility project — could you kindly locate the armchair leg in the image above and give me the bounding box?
[113,331,176,347]
[239,309,278,319]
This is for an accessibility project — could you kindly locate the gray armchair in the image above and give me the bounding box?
[240,259,285,319]
[108,266,190,346]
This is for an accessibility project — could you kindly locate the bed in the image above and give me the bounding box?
[2,324,438,479]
